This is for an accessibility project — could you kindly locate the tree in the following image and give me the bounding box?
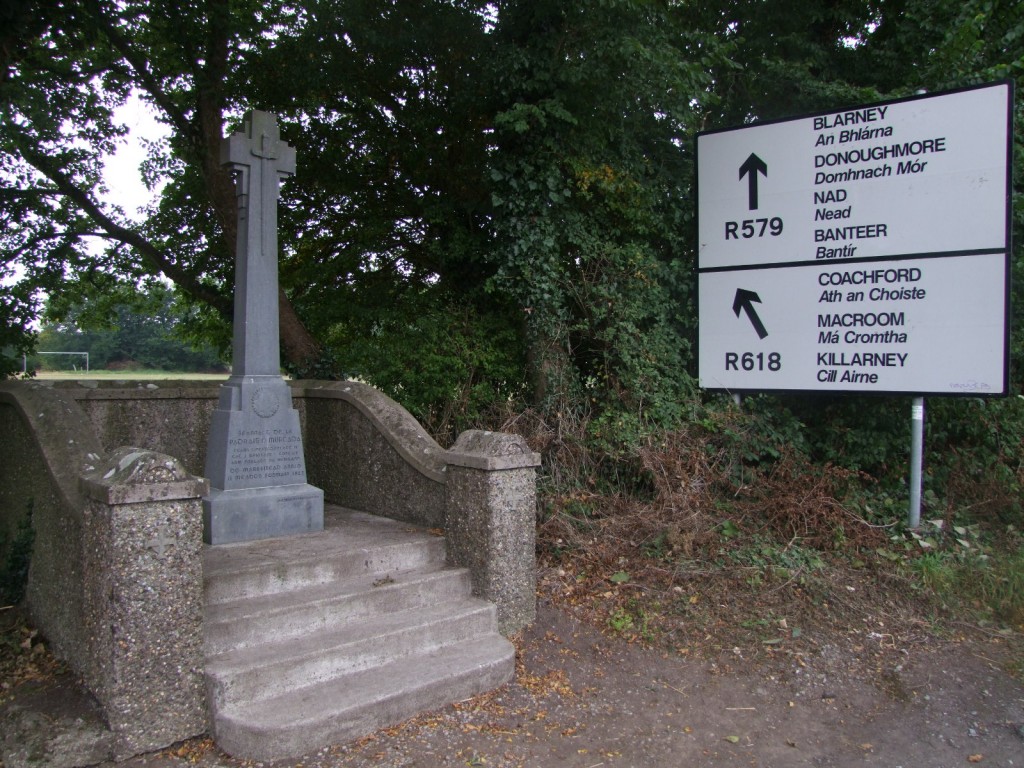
[242,0,502,350]
[483,1,723,424]
[3,0,1021,434]
[1,0,320,375]
[242,0,728,423]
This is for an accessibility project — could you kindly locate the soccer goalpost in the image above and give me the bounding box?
[26,351,90,373]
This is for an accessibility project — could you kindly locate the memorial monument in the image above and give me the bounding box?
[203,111,324,544]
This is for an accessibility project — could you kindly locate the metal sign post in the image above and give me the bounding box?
[909,397,925,527]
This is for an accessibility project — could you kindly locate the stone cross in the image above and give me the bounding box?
[203,110,324,545]
[222,111,295,376]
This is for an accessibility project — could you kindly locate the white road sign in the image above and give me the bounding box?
[696,82,1013,395]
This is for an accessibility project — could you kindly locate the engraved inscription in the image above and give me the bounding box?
[225,427,305,483]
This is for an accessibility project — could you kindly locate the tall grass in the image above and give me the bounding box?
[911,535,1024,629]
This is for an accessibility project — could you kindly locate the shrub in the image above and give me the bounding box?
[0,502,34,606]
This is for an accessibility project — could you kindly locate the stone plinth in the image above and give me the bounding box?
[204,375,323,544]
[79,448,207,758]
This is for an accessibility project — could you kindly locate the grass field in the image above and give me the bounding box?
[32,370,230,381]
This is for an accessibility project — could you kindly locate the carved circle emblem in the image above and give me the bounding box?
[251,387,280,418]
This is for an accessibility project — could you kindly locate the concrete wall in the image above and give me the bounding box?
[301,381,448,529]
[52,379,449,526]
[79,447,208,758]
[0,403,44,563]
[66,381,220,477]
[0,383,103,679]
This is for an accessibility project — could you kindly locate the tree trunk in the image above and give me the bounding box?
[279,288,322,372]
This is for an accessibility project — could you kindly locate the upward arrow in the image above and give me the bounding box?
[738,153,768,211]
[732,288,769,339]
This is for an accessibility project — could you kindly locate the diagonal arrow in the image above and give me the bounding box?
[738,153,768,210]
[732,288,768,339]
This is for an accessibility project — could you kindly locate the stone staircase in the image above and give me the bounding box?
[202,505,515,760]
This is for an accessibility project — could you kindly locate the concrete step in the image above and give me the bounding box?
[204,565,472,656]
[203,509,445,604]
[205,598,499,708]
[204,506,514,761]
[210,634,515,761]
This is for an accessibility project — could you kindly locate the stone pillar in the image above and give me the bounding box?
[79,447,208,759]
[445,431,540,636]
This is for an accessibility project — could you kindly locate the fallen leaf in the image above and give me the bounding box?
[724,735,740,744]
[968,756,983,763]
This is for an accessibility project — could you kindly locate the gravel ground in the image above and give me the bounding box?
[4,595,1023,768]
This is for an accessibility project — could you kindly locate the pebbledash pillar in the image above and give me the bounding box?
[203,110,323,544]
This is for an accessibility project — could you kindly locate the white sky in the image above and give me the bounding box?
[101,93,170,219]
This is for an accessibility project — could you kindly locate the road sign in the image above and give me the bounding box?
[696,81,1013,395]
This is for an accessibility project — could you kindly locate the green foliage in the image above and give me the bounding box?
[485,1,718,420]
[771,395,909,493]
[607,599,655,642]
[0,501,34,606]
[3,0,1024,503]
[255,0,499,333]
[803,395,1024,526]
[0,0,295,362]
[696,0,887,127]
[686,392,1024,532]
[972,544,1024,626]
[607,607,634,633]
[721,534,826,574]
[718,520,741,540]
[926,397,1024,523]
[719,396,810,466]
[0,278,38,379]
[907,522,1024,628]
[324,290,527,443]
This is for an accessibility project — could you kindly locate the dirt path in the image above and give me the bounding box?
[284,598,1023,768]
[5,597,1022,768]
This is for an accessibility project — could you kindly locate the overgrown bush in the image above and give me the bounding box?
[926,397,1024,526]
[499,398,881,577]
[0,502,34,606]
[490,385,1024,577]
[750,393,1024,529]
[325,293,529,445]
